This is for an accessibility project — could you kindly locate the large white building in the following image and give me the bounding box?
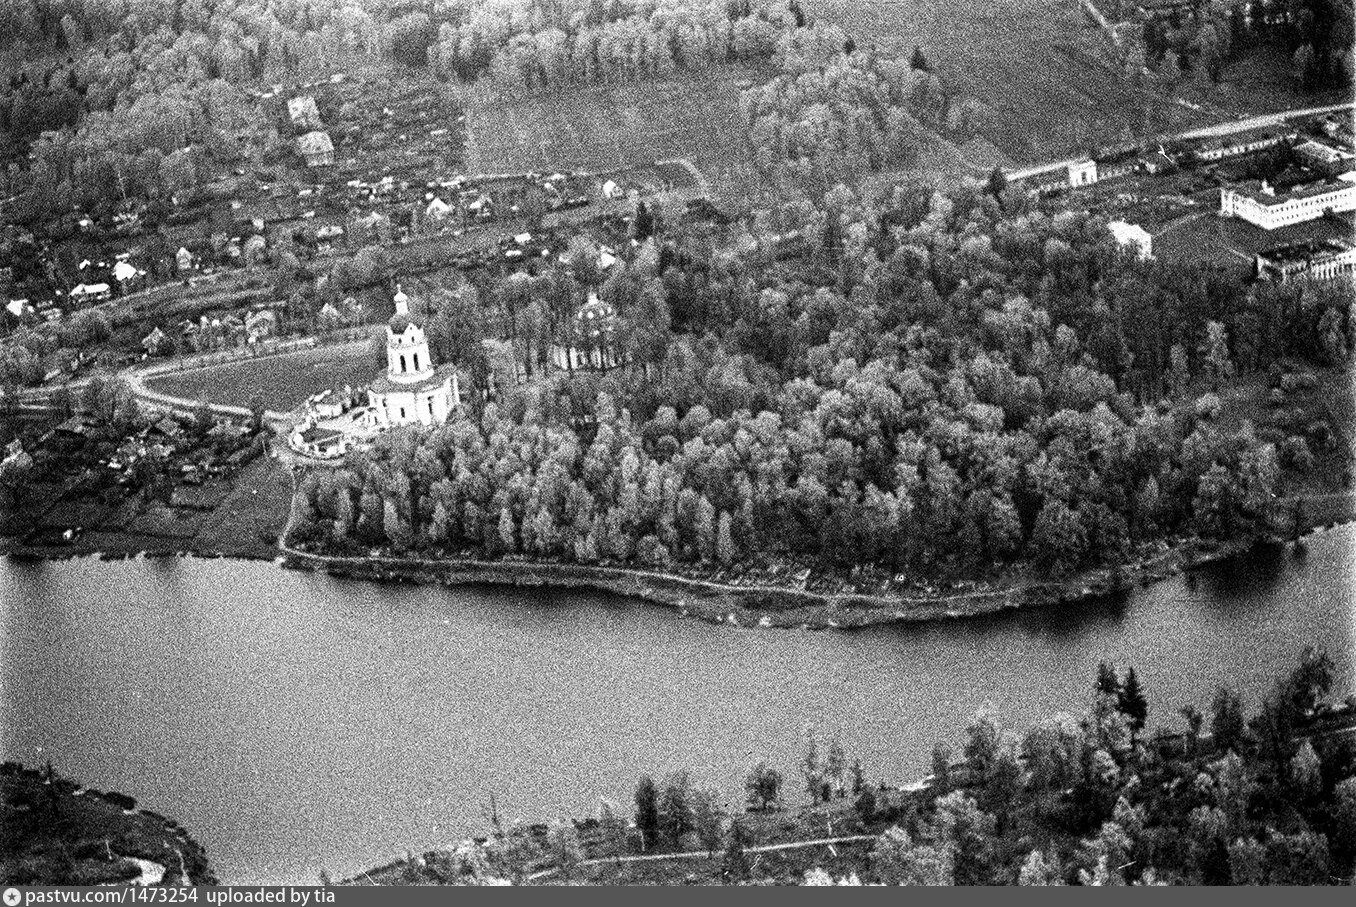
[1219,172,1356,230]
[366,285,460,427]
[1255,240,1356,283]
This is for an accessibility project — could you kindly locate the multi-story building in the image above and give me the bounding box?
[1255,239,1356,283]
[1219,172,1356,230]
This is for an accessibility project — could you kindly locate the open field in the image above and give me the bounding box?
[805,0,1232,164]
[460,67,769,209]
[1153,210,1356,269]
[143,341,377,412]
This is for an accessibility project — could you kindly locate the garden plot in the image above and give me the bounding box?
[462,67,765,209]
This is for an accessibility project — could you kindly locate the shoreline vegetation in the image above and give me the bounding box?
[0,762,216,886]
[275,526,1272,631]
[344,655,1356,886]
[2,478,1349,632]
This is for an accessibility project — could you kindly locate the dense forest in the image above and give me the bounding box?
[289,181,1353,581]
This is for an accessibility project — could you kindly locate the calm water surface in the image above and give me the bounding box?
[3,528,1353,883]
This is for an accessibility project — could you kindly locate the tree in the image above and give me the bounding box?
[855,785,877,823]
[825,736,847,798]
[871,826,955,885]
[803,725,823,803]
[1199,321,1234,391]
[1096,663,1122,699]
[546,820,583,880]
[597,799,630,861]
[1030,499,1087,576]
[1210,687,1247,754]
[910,45,931,71]
[1118,667,1148,740]
[658,771,694,847]
[0,446,34,517]
[745,762,782,812]
[692,788,724,855]
[248,395,266,433]
[721,820,751,882]
[634,775,660,851]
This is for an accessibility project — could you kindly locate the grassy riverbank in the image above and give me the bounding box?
[0,763,216,886]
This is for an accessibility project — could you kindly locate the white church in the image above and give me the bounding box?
[365,284,460,427]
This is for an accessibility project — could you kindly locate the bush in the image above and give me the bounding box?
[1305,420,1335,450]
[1282,436,1315,473]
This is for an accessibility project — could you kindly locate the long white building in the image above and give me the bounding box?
[1219,172,1356,230]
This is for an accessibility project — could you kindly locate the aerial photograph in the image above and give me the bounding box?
[2,0,1355,889]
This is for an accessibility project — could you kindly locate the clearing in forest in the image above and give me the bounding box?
[806,0,1211,164]
[460,66,766,209]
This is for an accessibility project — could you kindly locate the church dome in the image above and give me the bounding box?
[576,293,615,324]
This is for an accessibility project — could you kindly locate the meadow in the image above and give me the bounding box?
[143,341,377,412]
[805,0,1209,163]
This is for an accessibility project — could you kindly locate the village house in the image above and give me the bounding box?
[1108,220,1154,260]
[1255,239,1356,283]
[69,282,111,303]
[142,326,168,356]
[244,308,277,342]
[297,130,335,168]
[176,246,196,272]
[112,260,145,288]
[287,95,323,129]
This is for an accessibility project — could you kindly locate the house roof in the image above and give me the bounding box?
[297,131,334,154]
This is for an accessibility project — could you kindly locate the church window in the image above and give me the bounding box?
[413,352,420,371]
[400,354,407,372]
[399,407,406,420]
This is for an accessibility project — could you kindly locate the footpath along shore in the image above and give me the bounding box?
[278,529,1274,631]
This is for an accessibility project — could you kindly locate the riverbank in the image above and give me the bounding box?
[0,763,216,886]
[279,522,1301,631]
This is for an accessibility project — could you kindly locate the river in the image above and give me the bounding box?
[3,527,1353,884]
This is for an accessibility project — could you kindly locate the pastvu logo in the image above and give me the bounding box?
[3,887,21,906]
